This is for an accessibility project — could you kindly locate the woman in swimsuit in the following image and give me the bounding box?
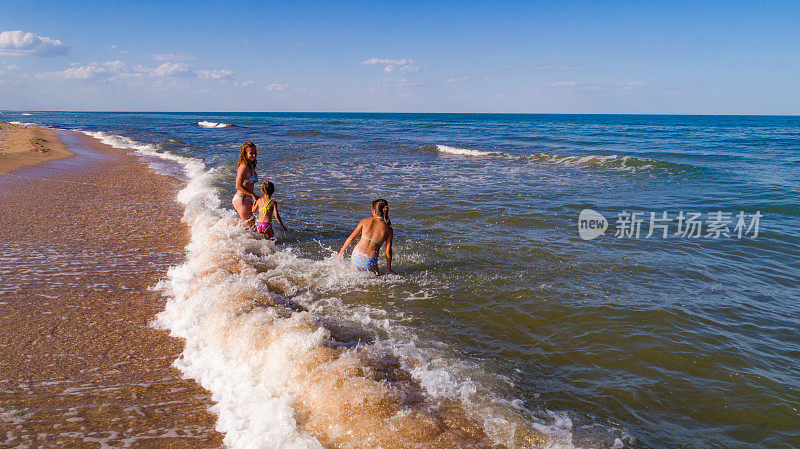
[338,199,395,275]
[251,181,287,239]
[232,142,259,226]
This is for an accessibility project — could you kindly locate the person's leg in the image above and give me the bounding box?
[232,196,254,225]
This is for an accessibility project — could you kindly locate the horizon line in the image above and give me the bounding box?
[2,110,799,117]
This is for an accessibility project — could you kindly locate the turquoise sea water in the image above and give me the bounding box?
[4,111,799,448]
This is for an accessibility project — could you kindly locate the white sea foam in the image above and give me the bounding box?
[75,130,585,448]
[198,121,234,128]
[534,152,656,170]
[435,144,500,157]
[433,144,683,173]
[78,130,198,179]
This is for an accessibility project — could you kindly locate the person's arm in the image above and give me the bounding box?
[338,221,364,259]
[251,198,260,215]
[235,164,259,199]
[273,202,288,231]
[385,228,394,275]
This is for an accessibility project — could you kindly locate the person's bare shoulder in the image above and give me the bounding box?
[236,163,248,178]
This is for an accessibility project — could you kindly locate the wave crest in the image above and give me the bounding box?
[430,144,695,173]
[198,121,235,128]
[435,145,501,157]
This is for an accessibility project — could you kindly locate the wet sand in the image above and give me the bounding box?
[0,124,224,447]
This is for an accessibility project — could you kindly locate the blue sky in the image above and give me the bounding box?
[1,1,798,113]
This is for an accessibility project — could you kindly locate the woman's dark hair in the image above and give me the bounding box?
[261,181,274,197]
[372,198,391,226]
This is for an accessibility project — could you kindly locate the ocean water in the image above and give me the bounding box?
[4,111,799,448]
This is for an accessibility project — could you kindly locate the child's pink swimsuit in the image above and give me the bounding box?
[256,198,274,233]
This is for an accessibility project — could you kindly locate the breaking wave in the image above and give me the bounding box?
[78,130,583,449]
[198,121,235,129]
[434,145,501,157]
[429,144,696,173]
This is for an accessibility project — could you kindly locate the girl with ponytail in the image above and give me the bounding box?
[338,199,394,274]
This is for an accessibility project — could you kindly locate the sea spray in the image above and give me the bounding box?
[80,129,578,448]
[153,185,548,448]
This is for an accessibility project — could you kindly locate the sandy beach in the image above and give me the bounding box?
[0,122,74,175]
[0,123,224,447]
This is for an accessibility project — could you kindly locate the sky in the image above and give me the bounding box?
[1,0,798,114]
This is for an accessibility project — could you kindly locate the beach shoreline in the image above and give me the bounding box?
[1,113,796,449]
[0,123,224,447]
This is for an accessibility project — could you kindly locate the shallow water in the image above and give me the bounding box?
[0,136,223,447]
[4,112,799,448]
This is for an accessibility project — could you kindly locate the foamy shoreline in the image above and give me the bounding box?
[0,125,224,447]
[0,122,566,448]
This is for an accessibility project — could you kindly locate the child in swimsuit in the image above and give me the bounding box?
[338,199,395,275]
[251,181,288,239]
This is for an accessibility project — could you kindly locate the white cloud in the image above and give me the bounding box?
[152,53,197,62]
[103,60,130,74]
[235,80,254,88]
[36,60,235,83]
[622,81,645,90]
[6,64,20,70]
[380,78,422,87]
[37,62,114,81]
[444,77,468,83]
[547,80,643,92]
[0,30,69,57]
[153,62,196,77]
[198,69,234,80]
[361,57,419,73]
[149,63,234,80]
[265,83,314,95]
